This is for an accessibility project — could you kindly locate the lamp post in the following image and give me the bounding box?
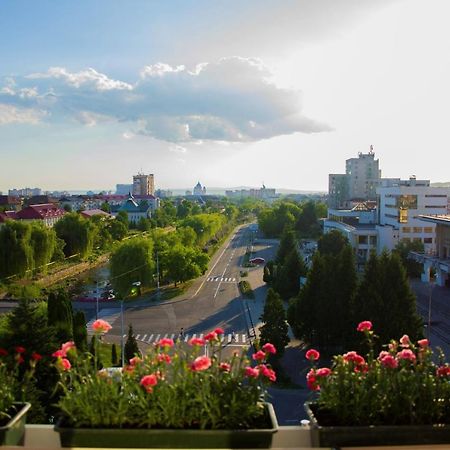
[427,275,435,340]
[121,280,141,367]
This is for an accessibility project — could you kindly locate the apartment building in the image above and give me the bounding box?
[132,173,155,196]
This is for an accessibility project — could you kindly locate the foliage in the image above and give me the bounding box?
[393,239,425,278]
[72,310,87,352]
[275,228,297,264]
[47,289,73,344]
[110,238,155,298]
[54,326,277,429]
[54,213,97,259]
[262,261,274,283]
[306,322,449,426]
[124,324,140,363]
[273,248,307,300]
[259,289,290,358]
[181,213,226,246]
[354,251,423,347]
[238,280,254,298]
[30,223,56,274]
[317,230,349,256]
[111,343,118,366]
[164,244,208,286]
[108,219,128,241]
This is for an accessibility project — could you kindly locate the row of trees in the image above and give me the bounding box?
[287,231,423,352]
[258,199,327,238]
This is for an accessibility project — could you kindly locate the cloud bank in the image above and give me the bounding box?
[0,57,330,142]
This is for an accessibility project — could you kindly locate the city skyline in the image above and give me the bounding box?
[1,0,450,192]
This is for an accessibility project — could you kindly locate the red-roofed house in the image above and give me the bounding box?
[16,203,66,227]
[80,209,113,220]
[0,211,18,227]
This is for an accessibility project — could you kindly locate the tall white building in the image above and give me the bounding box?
[376,177,449,254]
[132,173,155,196]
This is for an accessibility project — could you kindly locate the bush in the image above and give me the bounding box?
[239,281,254,299]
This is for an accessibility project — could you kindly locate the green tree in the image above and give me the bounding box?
[109,219,128,241]
[116,211,129,229]
[30,223,56,274]
[393,239,424,278]
[296,200,320,237]
[111,343,118,366]
[276,228,297,264]
[54,213,96,259]
[137,217,150,232]
[100,201,111,213]
[110,238,155,298]
[47,289,73,344]
[124,324,139,364]
[73,310,88,352]
[260,289,290,358]
[164,244,208,286]
[273,248,307,300]
[318,230,349,256]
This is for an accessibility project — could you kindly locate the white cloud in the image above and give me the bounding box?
[0,104,46,124]
[169,144,187,153]
[0,58,330,142]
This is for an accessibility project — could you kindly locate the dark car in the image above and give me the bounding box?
[249,257,265,265]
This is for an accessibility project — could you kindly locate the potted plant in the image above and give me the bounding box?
[53,320,278,448]
[0,347,37,446]
[304,321,450,447]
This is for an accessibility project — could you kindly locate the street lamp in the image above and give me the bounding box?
[427,275,435,340]
[94,279,108,320]
[121,281,141,367]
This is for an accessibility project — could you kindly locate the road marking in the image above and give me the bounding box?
[170,333,175,340]
[135,334,141,340]
[155,334,161,342]
[133,332,249,346]
[147,334,153,343]
[142,334,147,341]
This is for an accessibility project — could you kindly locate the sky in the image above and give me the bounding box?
[1,0,450,192]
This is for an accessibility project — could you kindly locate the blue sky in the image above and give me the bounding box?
[1,0,450,192]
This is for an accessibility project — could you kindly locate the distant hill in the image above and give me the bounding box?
[431,182,450,187]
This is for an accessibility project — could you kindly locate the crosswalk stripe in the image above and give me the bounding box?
[148,334,153,343]
[132,332,249,346]
[155,334,160,342]
[227,334,232,343]
[184,335,189,342]
[242,334,246,342]
[170,333,175,340]
[142,334,147,341]
[136,334,140,340]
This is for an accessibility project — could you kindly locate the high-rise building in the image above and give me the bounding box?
[132,173,154,196]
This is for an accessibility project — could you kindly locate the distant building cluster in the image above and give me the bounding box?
[225,185,278,202]
[325,147,450,285]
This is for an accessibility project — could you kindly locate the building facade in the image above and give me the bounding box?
[132,174,155,196]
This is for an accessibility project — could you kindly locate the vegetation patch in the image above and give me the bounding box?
[238,280,254,298]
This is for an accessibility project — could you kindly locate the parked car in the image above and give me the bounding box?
[249,257,265,265]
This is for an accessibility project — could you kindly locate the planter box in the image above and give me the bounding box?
[305,402,450,447]
[0,402,31,446]
[55,402,278,448]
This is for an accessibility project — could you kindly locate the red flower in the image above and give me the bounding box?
[259,364,276,382]
[399,334,411,348]
[252,350,266,361]
[380,354,398,369]
[244,366,259,378]
[316,367,331,377]
[356,321,372,332]
[61,341,76,354]
[306,369,319,391]
[262,343,276,355]
[31,352,42,361]
[396,349,416,362]
[157,353,171,364]
[343,351,365,366]
[305,349,320,361]
[140,374,158,393]
[204,331,218,341]
[52,349,66,358]
[214,327,224,335]
[188,337,206,346]
[417,339,429,348]
[15,346,26,354]
[219,362,231,372]
[190,356,212,371]
[436,366,450,377]
[92,319,112,334]
[129,356,142,366]
[0,348,8,356]
[57,358,71,371]
[156,338,174,348]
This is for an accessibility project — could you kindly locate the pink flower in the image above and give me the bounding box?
[262,343,277,355]
[129,356,142,366]
[52,349,66,358]
[190,356,212,371]
[252,350,266,361]
[57,358,71,371]
[378,351,390,360]
[61,341,76,354]
[259,364,276,382]
[380,354,398,369]
[15,346,26,354]
[157,353,171,364]
[305,349,320,361]
[388,342,398,352]
[140,374,158,393]
[219,362,231,372]
[316,367,332,377]
[306,369,319,391]
[436,366,450,377]
[214,327,224,335]
[343,351,366,366]
[189,337,206,346]
[156,338,174,348]
[204,331,218,341]
[399,334,411,348]
[396,349,416,362]
[244,366,259,378]
[92,319,112,334]
[31,352,42,361]
[418,339,429,348]
[357,321,372,332]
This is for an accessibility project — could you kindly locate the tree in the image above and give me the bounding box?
[47,289,73,344]
[273,248,307,300]
[124,324,139,364]
[259,289,290,358]
[73,310,88,352]
[355,251,423,347]
[318,230,349,256]
[109,219,128,241]
[54,213,96,259]
[110,238,155,298]
[393,240,424,278]
[100,201,111,213]
[137,217,150,232]
[116,211,129,229]
[296,200,320,237]
[276,228,297,264]
[111,343,118,366]
[30,223,56,274]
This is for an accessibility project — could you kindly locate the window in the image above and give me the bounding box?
[396,195,418,209]
[369,236,377,245]
[424,227,433,233]
[413,237,422,242]
[413,227,422,233]
[425,194,447,197]
[358,235,368,244]
[402,227,411,233]
[425,205,445,208]
[398,209,408,223]
[424,237,433,244]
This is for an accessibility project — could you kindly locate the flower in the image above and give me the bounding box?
[204,331,218,341]
[259,364,276,382]
[399,334,411,348]
[57,358,71,371]
[15,346,26,354]
[316,367,332,377]
[157,353,171,364]
[306,369,319,391]
[436,366,450,377]
[156,338,174,348]
[61,341,76,354]
[129,356,143,366]
[380,354,398,369]
[396,349,416,362]
[357,321,372,332]
[188,337,206,346]
[343,351,366,366]
[0,348,8,356]
[190,356,212,371]
[31,352,42,361]
[214,327,224,335]
[252,350,266,361]
[140,374,158,393]
[244,366,259,378]
[92,319,112,334]
[305,349,320,361]
[219,362,231,372]
[52,349,66,358]
[417,339,429,348]
[262,343,276,354]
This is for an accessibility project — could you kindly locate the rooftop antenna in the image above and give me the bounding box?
[369,144,374,154]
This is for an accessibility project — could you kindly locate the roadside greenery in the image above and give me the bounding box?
[238,280,254,298]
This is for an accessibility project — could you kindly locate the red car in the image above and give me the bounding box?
[249,257,265,265]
